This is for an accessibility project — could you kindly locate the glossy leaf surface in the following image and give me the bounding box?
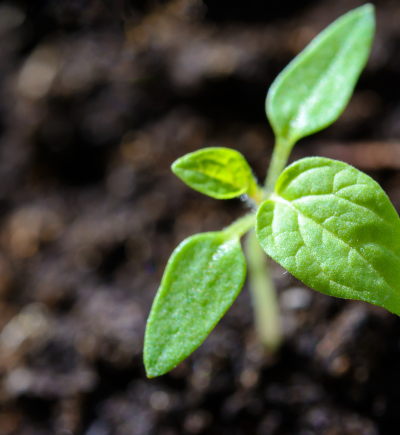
[172,147,258,199]
[256,157,400,315]
[144,231,246,377]
[267,4,375,144]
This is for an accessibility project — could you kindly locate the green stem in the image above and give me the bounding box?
[265,137,295,192]
[245,230,282,352]
[224,213,255,239]
[225,135,293,351]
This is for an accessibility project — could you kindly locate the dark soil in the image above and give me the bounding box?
[0,0,399,434]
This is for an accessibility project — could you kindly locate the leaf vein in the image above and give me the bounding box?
[274,195,398,295]
[293,193,394,228]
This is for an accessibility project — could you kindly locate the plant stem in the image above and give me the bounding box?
[224,213,255,239]
[245,230,282,352]
[227,136,293,351]
[265,137,294,192]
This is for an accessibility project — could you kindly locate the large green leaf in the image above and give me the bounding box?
[267,4,375,145]
[256,157,400,315]
[172,147,258,199]
[144,230,246,377]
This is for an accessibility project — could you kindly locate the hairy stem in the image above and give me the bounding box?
[245,230,282,352]
[265,137,295,191]
[224,213,255,239]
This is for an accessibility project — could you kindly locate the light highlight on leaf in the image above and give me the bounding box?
[256,157,400,316]
[172,147,258,199]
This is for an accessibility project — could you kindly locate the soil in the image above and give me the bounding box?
[0,0,400,434]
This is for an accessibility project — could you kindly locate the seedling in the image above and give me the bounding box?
[144,5,383,378]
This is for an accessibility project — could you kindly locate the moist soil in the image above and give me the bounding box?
[0,0,400,434]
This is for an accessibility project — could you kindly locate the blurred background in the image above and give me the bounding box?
[0,0,399,433]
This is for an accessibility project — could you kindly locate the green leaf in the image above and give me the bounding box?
[144,230,246,377]
[256,157,400,316]
[172,147,258,199]
[267,4,375,144]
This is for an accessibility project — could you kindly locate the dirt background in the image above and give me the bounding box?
[1,0,400,434]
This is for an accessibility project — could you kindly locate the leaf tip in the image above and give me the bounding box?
[171,157,182,175]
[144,357,175,378]
[359,3,375,14]
[143,350,164,378]
[353,3,375,27]
[145,368,157,379]
[145,357,178,378]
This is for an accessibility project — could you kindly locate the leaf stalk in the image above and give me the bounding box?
[265,137,295,192]
[224,213,255,239]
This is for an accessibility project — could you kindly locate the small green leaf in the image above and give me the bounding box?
[267,4,375,144]
[256,157,400,316]
[172,147,258,199]
[144,230,246,377]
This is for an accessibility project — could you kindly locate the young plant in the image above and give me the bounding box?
[144,5,382,378]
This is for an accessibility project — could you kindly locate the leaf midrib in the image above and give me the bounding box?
[186,166,245,191]
[287,21,361,136]
[272,194,399,296]
[279,164,394,228]
[292,193,395,229]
